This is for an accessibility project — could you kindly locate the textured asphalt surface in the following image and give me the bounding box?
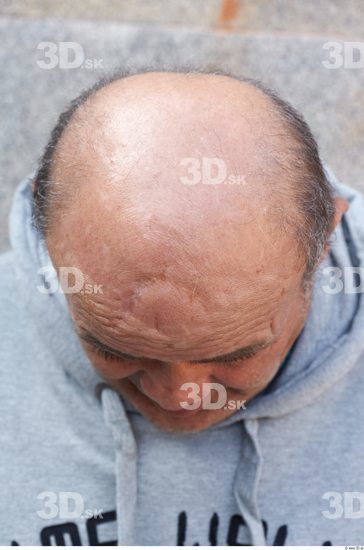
[0,14,363,252]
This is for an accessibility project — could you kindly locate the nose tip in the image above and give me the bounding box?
[138,372,204,412]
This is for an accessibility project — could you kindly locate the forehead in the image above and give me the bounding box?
[58,219,302,361]
[48,172,303,359]
[50,172,300,309]
[49,186,303,361]
[65,264,300,362]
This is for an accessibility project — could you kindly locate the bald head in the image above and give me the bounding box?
[46,73,300,339]
[50,72,299,260]
[34,70,347,431]
[34,70,336,280]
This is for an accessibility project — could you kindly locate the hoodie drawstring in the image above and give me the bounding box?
[101,386,266,546]
[233,419,266,545]
[101,387,138,545]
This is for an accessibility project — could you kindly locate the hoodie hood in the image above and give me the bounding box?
[7,168,364,545]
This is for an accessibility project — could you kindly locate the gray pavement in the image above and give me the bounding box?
[0,3,363,252]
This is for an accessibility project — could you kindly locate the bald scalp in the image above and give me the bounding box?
[33,70,336,280]
[51,73,292,223]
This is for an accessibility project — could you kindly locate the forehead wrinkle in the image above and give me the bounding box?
[71,270,282,326]
[69,258,285,317]
[70,277,282,360]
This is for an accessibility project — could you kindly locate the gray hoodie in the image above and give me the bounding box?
[1,171,364,546]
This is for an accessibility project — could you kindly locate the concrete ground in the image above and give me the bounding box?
[0,0,363,252]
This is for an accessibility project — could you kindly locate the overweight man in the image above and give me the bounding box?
[1,70,364,546]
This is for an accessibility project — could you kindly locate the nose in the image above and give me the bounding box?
[138,362,211,412]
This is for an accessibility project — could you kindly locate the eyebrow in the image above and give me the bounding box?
[78,330,272,364]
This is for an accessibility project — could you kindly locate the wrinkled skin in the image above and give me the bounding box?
[45,72,348,432]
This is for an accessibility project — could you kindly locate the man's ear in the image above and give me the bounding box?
[318,196,349,264]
